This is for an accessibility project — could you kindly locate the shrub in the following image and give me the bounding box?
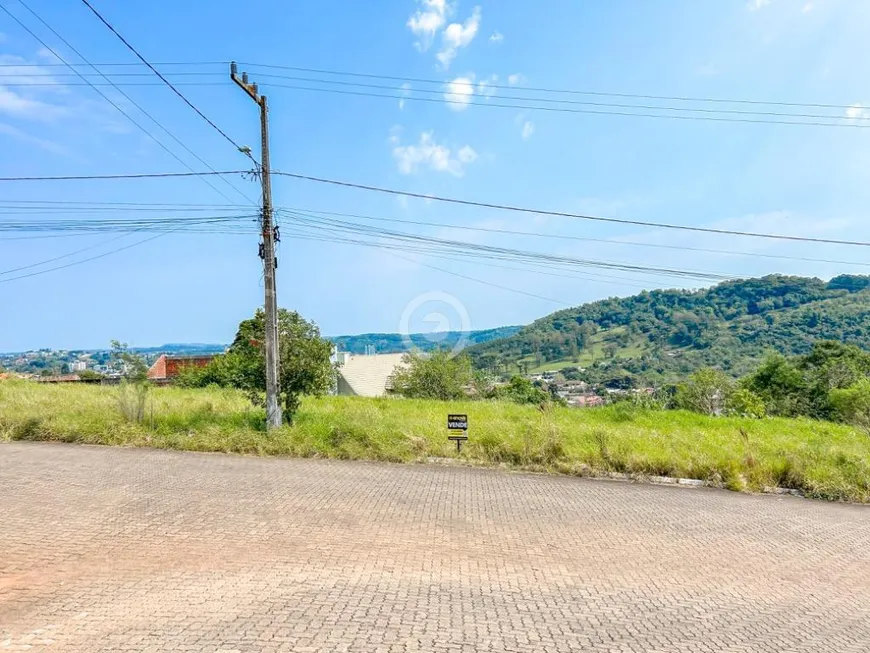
[830,378,870,433]
[725,388,766,419]
[392,351,473,400]
[489,376,549,405]
[117,379,148,423]
[674,368,733,416]
[741,354,808,417]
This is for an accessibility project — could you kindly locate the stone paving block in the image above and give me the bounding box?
[0,442,868,652]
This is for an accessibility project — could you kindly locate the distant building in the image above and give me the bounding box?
[335,352,407,397]
[71,361,87,372]
[37,374,84,384]
[567,394,605,408]
[147,354,215,382]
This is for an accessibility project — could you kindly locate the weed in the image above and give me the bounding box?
[11,417,43,441]
[1,383,868,503]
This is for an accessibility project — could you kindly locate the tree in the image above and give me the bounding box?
[489,375,550,405]
[674,368,733,416]
[111,340,149,381]
[742,354,808,417]
[799,341,870,418]
[228,308,334,423]
[830,379,870,433]
[725,388,766,419]
[392,351,473,400]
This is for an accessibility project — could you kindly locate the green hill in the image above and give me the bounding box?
[467,275,870,384]
[328,326,521,355]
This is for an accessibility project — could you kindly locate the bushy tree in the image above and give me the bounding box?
[742,354,807,417]
[227,309,334,423]
[674,368,733,416]
[489,375,550,405]
[829,378,870,433]
[392,351,473,400]
[799,341,870,419]
[725,388,766,419]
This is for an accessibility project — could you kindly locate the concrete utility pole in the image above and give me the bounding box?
[230,62,282,429]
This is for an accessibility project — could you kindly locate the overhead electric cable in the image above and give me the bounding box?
[273,172,870,247]
[78,0,246,153]
[1,1,253,205]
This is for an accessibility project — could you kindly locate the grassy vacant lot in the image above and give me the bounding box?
[2,381,869,502]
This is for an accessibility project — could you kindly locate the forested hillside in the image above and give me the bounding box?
[468,275,870,384]
[329,326,521,355]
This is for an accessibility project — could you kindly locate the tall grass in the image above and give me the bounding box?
[1,380,868,502]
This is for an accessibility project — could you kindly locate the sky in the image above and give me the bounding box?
[1,0,870,351]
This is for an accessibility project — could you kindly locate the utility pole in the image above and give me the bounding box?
[230,62,282,429]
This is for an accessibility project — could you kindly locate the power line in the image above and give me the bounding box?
[276,207,870,269]
[0,61,227,67]
[0,199,245,208]
[78,0,245,152]
[278,225,574,303]
[0,231,134,275]
[387,251,570,305]
[273,171,870,247]
[283,227,656,290]
[1,1,253,206]
[281,212,733,283]
[0,230,169,283]
[245,73,868,124]
[3,79,862,128]
[237,62,864,112]
[0,58,861,114]
[0,171,247,181]
[254,83,869,129]
[5,70,864,123]
[0,214,259,233]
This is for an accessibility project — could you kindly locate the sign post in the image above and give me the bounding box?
[447,414,468,453]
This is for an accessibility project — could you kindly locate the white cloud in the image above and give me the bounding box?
[407,0,451,51]
[489,31,504,44]
[398,82,412,110]
[802,1,814,12]
[747,0,772,10]
[845,103,869,120]
[477,74,498,98]
[444,75,475,111]
[507,73,525,86]
[388,124,403,145]
[392,131,477,177]
[436,6,481,69]
[521,121,535,140]
[0,87,67,121]
[457,145,478,164]
[0,122,66,155]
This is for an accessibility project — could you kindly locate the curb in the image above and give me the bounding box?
[425,456,807,498]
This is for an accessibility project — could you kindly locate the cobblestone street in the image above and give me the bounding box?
[1,442,868,652]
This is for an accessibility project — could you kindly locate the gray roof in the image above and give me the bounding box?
[336,353,406,397]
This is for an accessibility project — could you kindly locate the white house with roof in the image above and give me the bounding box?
[334,352,407,397]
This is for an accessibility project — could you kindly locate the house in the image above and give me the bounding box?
[567,394,606,408]
[147,354,215,382]
[335,352,407,397]
[71,361,87,372]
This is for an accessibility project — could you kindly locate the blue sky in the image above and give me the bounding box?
[1,0,870,351]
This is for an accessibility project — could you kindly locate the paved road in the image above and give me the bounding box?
[1,442,868,652]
